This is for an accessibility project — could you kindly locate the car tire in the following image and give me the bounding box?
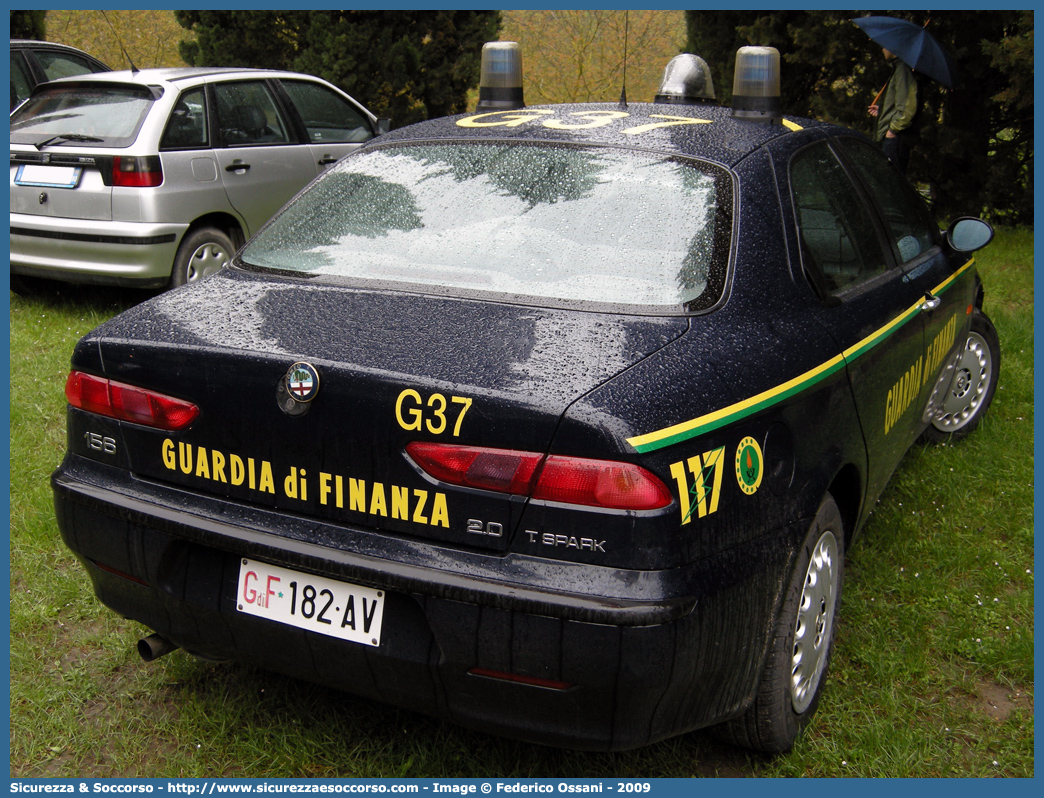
[170,227,234,288]
[714,494,844,753]
[922,310,1000,443]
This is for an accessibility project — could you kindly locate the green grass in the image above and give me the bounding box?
[8,230,1034,777]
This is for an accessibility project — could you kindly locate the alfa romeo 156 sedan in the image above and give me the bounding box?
[53,47,998,752]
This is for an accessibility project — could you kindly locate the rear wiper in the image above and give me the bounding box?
[35,133,105,150]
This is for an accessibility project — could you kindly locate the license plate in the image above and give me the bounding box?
[236,559,384,647]
[14,163,83,188]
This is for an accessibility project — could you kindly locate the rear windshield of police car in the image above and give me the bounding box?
[240,142,732,312]
[10,84,155,148]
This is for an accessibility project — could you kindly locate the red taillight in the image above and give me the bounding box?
[112,155,162,187]
[405,442,672,511]
[533,455,673,510]
[405,442,542,494]
[65,371,198,430]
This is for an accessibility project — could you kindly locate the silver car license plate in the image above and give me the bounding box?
[236,559,384,647]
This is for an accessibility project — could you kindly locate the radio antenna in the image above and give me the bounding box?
[618,10,629,108]
[101,10,138,73]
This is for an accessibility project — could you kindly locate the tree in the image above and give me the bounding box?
[686,10,1033,224]
[502,10,686,105]
[45,10,191,70]
[176,10,303,74]
[10,10,46,40]
[175,10,502,127]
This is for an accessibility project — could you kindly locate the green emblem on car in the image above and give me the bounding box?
[735,436,763,495]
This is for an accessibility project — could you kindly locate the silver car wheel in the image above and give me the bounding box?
[171,227,236,288]
[932,331,993,432]
[791,529,839,714]
[185,241,231,283]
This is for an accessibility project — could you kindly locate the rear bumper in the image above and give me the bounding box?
[11,213,186,286]
[53,455,803,750]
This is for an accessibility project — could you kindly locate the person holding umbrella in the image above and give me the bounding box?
[853,16,959,175]
[867,47,919,173]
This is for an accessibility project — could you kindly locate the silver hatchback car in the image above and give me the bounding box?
[10,67,385,288]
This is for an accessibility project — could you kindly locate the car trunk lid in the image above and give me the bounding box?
[78,271,688,551]
[10,80,159,223]
[10,149,113,221]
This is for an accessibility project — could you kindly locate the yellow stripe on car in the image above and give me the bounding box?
[627,259,975,453]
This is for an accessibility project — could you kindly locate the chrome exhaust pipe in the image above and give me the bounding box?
[137,633,179,662]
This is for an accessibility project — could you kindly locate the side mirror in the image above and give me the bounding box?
[376,118,392,136]
[946,217,994,253]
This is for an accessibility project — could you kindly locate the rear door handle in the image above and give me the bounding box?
[318,156,338,165]
[225,160,251,172]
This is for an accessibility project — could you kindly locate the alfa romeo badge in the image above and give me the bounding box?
[284,362,320,403]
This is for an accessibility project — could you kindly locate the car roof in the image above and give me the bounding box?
[10,38,110,64]
[11,38,96,54]
[375,101,846,170]
[38,66,327,87]
[18,64,378,124]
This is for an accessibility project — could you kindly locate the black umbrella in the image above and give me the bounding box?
[851,16,958,89]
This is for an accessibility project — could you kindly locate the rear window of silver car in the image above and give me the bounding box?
[10,84,155,148]
[240,143,732,312]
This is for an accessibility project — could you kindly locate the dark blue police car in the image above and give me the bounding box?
[53,45,999,752]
